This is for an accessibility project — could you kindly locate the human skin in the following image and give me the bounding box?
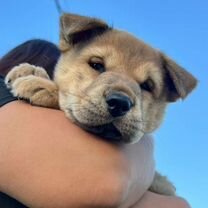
[132,191,190,208]
[0,101,190,208]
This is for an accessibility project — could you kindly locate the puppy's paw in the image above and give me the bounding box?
[11,75,59,108]
[149,171,176,196]
[5,63,49,88]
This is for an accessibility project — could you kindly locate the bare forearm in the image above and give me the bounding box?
[0,101,157,208]
[0,102,127,207]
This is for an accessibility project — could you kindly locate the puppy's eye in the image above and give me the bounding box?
[89,62,105,72]
[88,57,105,73]
[140,79,155,92]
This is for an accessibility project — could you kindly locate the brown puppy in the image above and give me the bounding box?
[5,13,197,197]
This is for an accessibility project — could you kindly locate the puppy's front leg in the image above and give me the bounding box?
[11,75,59,108]
[5,63,59,108]
[149,171,176,196]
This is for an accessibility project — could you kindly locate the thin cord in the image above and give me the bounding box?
[54,0,64,15]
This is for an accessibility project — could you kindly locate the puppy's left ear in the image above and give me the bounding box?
[161,53,197,102]
[59,13,110,51]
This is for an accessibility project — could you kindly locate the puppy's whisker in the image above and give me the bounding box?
[130,126,145,134]
[78,89,94,100]
[132,118,152,125]
[72,106,107,120]
[131,119,145,123]
[66,91,104,110]
[66,93,97,107]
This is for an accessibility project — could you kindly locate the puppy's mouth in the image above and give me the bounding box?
[82,123,122,142]
[68,109,123,141]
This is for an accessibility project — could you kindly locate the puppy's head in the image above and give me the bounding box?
[55,13,197,143]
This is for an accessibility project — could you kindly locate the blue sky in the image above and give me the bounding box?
[0,0,207,207]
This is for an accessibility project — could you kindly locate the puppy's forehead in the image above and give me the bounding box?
[82,30,162,69]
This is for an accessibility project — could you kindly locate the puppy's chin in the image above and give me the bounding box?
[126,132,145,144]
[76,121,144,144]
[64,108,144,143]
[80,123,123,141]
[87,123,145,144]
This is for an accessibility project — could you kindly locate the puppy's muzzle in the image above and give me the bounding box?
[106,92,133,117]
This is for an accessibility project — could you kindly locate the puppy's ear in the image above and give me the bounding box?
[161,53,197,102]
[59,13,110,51]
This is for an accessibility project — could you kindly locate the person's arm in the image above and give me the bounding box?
[132,191,191,208]
[0,101,130,208]
[0,101,190,208]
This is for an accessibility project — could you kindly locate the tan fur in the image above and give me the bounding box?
[5,63,59,108]
[5,13,197,198]
[149,172,176,196]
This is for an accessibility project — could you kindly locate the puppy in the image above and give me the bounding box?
[5,13,197,199]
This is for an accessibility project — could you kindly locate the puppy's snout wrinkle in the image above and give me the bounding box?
[106,92,133,117]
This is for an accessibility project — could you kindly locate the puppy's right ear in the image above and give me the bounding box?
[59,13,110,51]
[161,53,197,102]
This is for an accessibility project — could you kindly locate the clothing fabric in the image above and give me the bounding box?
[0,192,27,208]
[0,75,17,107]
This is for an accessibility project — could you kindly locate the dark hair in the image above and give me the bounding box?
[0,39,60,78]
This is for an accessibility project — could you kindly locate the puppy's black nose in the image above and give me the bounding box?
[106,93,133,117]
